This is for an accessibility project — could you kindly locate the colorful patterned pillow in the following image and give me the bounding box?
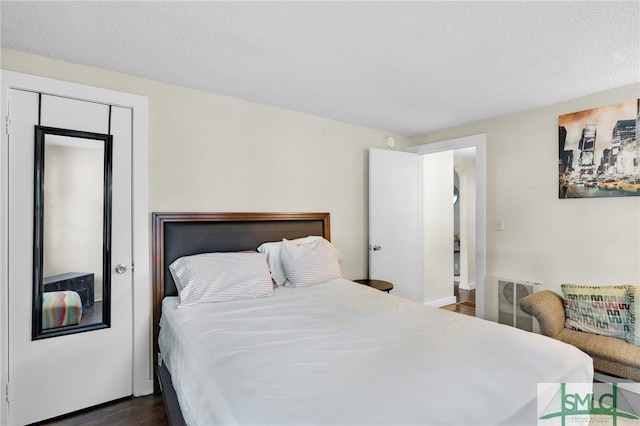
[561,284,631,339]
[42,291,83,329]
[628,287,639,346]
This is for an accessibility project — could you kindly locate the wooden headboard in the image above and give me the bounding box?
[151,212,331,386]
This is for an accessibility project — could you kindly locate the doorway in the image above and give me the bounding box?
[442,153,476,316]
[0,71,152,424]
[409,134,486,319]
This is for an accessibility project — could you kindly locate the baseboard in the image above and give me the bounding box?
[424,296,457,308]
[459,281,476,291]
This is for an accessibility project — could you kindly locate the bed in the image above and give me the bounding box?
[153,212,593,426]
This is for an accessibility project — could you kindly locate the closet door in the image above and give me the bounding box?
[7,90,133,424]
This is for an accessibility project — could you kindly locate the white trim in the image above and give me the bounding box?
[0,71,151,424]
[424,296,457,308]
[0,77,9,426]
[408,134,486,319]
[131,91,152,397]
[408,134,483,155]
[460,281,476,291]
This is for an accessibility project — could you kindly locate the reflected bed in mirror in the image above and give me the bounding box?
[33,126,112,339]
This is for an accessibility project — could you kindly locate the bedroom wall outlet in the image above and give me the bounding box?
[496,218,505,231]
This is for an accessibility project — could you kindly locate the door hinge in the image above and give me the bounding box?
[5,115,10,136]
[5,383,9,403]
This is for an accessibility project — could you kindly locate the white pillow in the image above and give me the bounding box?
[280,238,344,287]
[257,236,325,286]
[169,252,273,307]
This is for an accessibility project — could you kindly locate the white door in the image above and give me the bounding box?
[7,89,133,424]
[368,148,420,302]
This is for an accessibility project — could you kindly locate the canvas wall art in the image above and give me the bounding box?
[558,99,639,199]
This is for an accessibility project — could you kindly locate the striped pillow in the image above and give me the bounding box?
[258,236,324,286]
[561,284,631,339]
[281,238,343,287]
[628,287,639,346]
[169,252,273,307]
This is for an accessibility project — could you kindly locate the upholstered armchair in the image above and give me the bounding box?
[519,290,640,382]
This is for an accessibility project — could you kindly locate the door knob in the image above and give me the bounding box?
[115,263,128,274]
[372,245,381,251]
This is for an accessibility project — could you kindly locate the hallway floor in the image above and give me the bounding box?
[440,284,475,316]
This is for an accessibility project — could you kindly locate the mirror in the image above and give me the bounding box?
[33,126,113,340]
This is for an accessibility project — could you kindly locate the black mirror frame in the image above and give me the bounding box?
[32,125,113,340]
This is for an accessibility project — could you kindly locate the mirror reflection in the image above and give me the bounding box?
[33,126,112,339]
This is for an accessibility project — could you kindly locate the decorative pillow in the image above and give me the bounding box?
[169,252,273,307]
[628,287,639,346]
[561,284,631,339]
[257,236,342,286]
[280,238,343,287]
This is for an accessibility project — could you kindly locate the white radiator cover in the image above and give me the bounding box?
[495,276,542,332]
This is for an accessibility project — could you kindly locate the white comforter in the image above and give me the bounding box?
[159,279,593,426]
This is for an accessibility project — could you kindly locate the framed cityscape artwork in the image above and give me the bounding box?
[558,99,639,199]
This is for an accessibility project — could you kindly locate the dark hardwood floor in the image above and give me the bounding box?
[440,282,476,316]
[78,301,102,327]
[38,394,168,426]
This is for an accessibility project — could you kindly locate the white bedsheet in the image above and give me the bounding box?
[159,279,593,426]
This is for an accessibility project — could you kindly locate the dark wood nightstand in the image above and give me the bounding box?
[43,272,95,308]
[354,279,393,293]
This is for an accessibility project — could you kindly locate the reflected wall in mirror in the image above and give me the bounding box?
[33,126,113,340]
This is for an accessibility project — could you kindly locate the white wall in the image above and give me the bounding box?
[454,152,476,290]
[0,48,409,283]
[410,84,640,322]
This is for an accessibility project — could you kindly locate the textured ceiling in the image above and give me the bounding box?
[1,1,639,137]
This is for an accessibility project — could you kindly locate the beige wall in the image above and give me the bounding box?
[411,84,640,321]
[3,48,638,321]
[1,48,409,281]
